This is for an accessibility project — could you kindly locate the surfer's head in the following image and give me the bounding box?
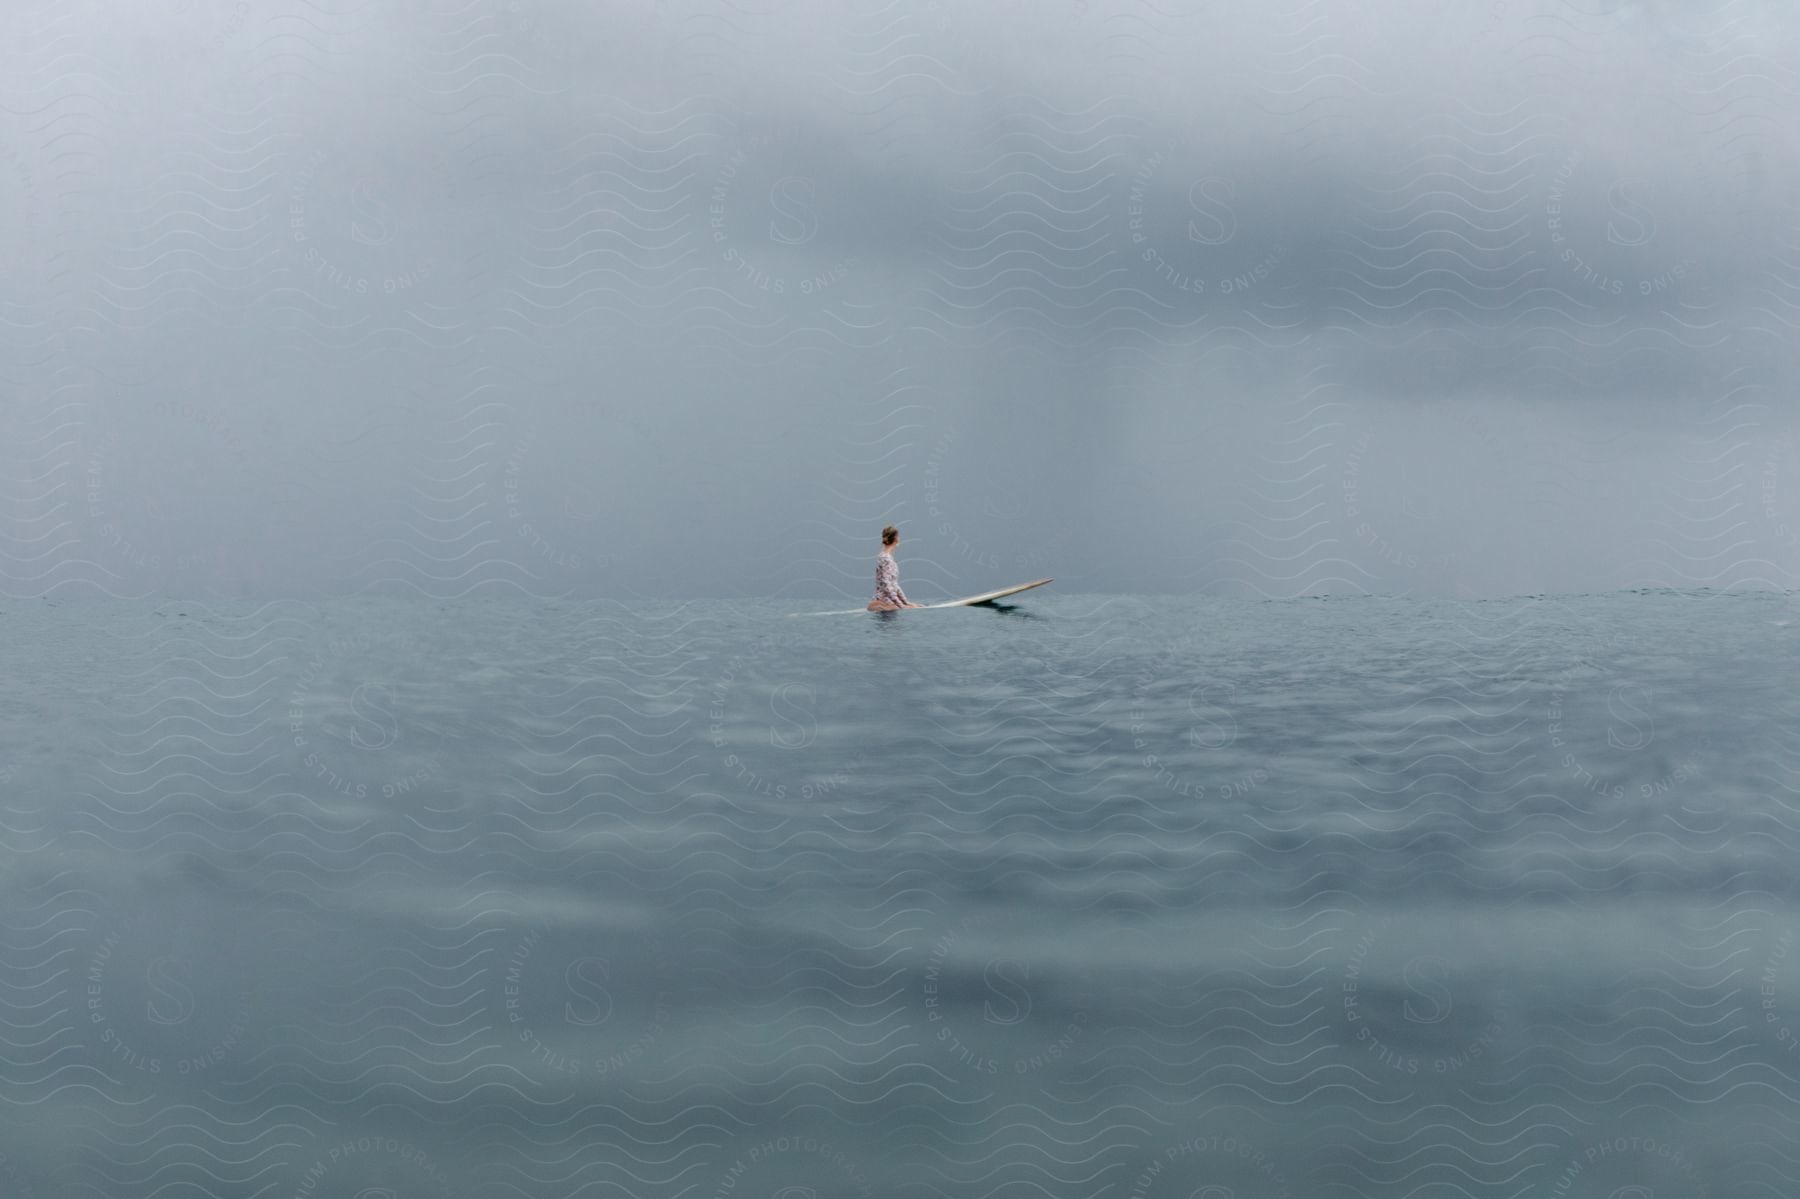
[881,525,900,549]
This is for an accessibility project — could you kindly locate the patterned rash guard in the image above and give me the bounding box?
[873,551,910,607]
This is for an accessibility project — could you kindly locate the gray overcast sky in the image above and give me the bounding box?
[3,0,1799,600]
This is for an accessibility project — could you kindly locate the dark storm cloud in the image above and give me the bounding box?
[3,0,1797,600]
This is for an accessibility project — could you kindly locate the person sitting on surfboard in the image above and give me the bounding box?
[869,525,922,611]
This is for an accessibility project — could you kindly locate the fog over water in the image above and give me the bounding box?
[1,0,1797,600]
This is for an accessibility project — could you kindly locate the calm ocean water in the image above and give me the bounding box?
[2,588,1797,1196]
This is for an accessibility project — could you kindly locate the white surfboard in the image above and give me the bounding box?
[791,578,1052,616]
[922,578,1053,608]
